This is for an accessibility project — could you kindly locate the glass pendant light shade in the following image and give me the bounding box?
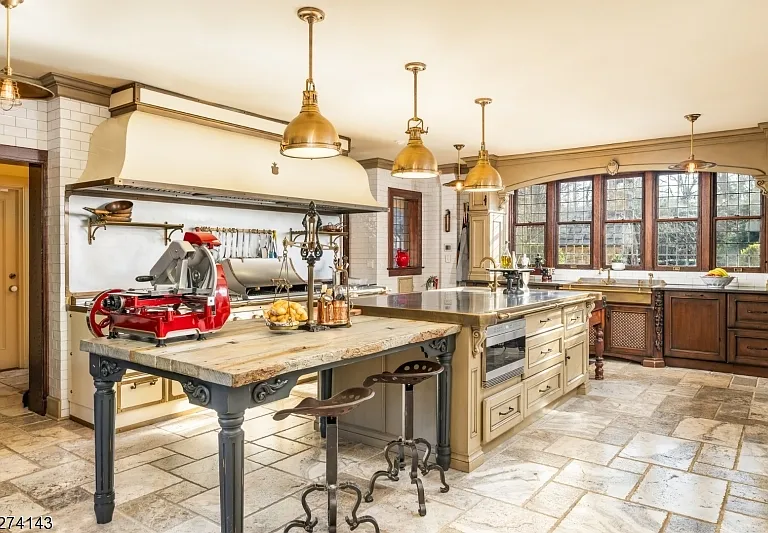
[464,98,502,193]
[280,7,342,159]
[0,1,52,111]
[392,62,438,179]
[669,114,715,174]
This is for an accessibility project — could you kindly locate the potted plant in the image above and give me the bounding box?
[611,254,626,271]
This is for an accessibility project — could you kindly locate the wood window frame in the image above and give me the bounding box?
[601,173,645,270]
[653,171,707,271]
[510,185,547,263]
[387,187,423,277]
[555,176,598,269]
[710,172,766,273]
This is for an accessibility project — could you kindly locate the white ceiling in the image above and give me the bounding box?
[10,0,768,161]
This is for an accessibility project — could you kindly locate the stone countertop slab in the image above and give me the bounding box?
[81,315,460,388]
[354,288,595,326]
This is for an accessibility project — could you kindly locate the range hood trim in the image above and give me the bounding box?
[65,177,386,214]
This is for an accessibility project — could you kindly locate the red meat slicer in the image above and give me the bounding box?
[88,231,231,346]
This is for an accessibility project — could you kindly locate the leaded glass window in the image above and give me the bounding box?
[604,176,643,266]
[557,179,593,266]
[656,173,699,268]
[714,173,762,269]
[513,185,547,260]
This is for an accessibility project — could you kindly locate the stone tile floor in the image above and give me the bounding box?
[1,361,768,532]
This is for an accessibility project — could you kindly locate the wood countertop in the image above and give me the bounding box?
[80,315,460,388]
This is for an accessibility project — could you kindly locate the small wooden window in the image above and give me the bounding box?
[713,173,763,271]
[388,187,423,276]
[656,172,700,269]
[604,175,643,268]
[512,185,547,260]
[557,179,593,267]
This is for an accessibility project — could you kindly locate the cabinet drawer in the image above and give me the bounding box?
[525,327,564,376]
[563,305,586,338]
[118,375,165,412]
[728,329,768,367]
[482,382,523,443]
[523,363,563,416]
[526,308,563,337]
[728,294,768,330]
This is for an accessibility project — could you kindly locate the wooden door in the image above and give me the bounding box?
[0,178,24,370]
[664,291,726,362]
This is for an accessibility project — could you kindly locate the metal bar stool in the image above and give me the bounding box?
[363,360,449,516]
[276,387,380,533]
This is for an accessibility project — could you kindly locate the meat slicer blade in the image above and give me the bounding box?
[187,245,216,292]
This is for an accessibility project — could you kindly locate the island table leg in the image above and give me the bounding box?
[218,411,245,533]
[436,352,452,470]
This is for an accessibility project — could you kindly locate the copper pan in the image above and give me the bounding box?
[103,200,133,213]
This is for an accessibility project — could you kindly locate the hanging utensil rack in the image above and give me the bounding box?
[194,226,278,259]
[87,217,184,245]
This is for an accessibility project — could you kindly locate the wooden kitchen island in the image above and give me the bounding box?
[80,315,460,533]
[352,287,597,473]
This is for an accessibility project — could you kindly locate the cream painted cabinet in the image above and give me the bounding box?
[468,210,506,281]
[564,332,588,393]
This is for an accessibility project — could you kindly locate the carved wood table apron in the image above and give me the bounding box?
[82,315,459,533]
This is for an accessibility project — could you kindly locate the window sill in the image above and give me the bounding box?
[388,266,424,277]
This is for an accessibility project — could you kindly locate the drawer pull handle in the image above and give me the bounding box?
[538,385,552,393]
[540,318,552,324]
[497,312,511,320]
[570,316,579,322]
[540,348,554,354]
[498,407,516,416]
[566,355,571,360]
[747,310,768,314]
[130,379,158,390]
[747,346,768,351]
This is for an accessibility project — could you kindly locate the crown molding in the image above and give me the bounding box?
[39,72,113,107]
[357,157,394,170]
[437,162,468,175]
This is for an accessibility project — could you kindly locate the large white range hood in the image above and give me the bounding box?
[68,84,384,214]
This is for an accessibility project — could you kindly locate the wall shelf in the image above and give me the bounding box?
[87,218,184,245]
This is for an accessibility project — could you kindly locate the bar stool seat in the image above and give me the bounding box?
[277,387,379,533]
[363,360,449,517]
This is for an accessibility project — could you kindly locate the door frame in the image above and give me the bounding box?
[0,145,47,415]
[0,166,29,370]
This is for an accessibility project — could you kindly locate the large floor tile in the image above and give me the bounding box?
[725,495,768,519]
[457,456,558,505]
[544,435,621,465]
[82,464,181,505]
[534,411,615,439]
[554,460,640,499]
[630,465,727,523]
[664,514,716,533]
[656,397,721,418]
[166,516,220,533]
[113,426,183,460]
[0,448,39,482]
[243,496,303,533]
[48,501,150,533]
[730,482,768,504]
[586,381,647,401]
[553,492,666,533]
[448,497,556,533]
[362,491,462,533]
[720,510,768,533]
[524,481,584,518]
[698,443,737,469]
[671,417,743,447]
[0,491,47,516]
[737,442,768,476]
[10,459,93,500]
[271,447,354,481]
[164,430,220,459]
[118,493,197,531]
[619,431,700,470]
[171,454,260,488]
[692,461,768,489]
[680,372,733,389]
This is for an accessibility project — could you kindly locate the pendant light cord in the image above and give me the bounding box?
[307,15,314,89]
[690,118,694,159]
[412,68,418,120]
[480,102,487,151]
[5,6,10,74]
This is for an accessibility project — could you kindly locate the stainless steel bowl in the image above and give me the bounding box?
[701,276,734,287]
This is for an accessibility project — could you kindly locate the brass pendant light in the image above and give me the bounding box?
[280,7,341,159]
[668,113,716,173]
[443,144,465,191]
[0,0,52,111]
[391,62,438,179]
[463,98,502,193]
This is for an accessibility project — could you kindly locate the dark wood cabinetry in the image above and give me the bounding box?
[728,294,768,330]
[664,291,726,362]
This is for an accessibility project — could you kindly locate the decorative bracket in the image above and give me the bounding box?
[420,335,454,358]
[252,379,289,404]
[182,381,211,406]
[471,327,486,359]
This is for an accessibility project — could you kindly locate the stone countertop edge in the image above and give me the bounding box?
[79,317,462,388]
[652,284,768,293]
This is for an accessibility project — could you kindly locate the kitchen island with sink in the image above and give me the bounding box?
[344,287,597,472]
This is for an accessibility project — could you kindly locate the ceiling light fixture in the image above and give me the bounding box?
[0,0,52,112]
[443,144,465,190]
[463,98,502,193]
[668,113,716,174]
[280,6,341,159]
[391,62,438,179]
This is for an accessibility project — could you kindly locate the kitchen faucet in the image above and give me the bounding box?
[480,256,501,291]
[598,267,615,285]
